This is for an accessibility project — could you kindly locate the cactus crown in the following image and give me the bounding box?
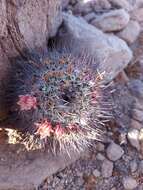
[4,45,112,153]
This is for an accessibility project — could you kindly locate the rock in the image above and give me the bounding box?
[128,79,143,99]
[128,0,143,9]
[60,13,132,83]
[93,169,101,177]
[133,100,143,111]
[96,153,105,161]
[115,71,129,84]
[70,0,77,6]
[111,188,116,190]
[131,8,143,22]
[130,160,138,172]
[139,128,143,155]
[96,142,105,152]
[122,176,138,190]
[139,160,143,174]
[73,1,92,15]
[0,143,82,190]
[119,132,127,145]
[101,159,114,178]
[91,9,130,32]
[109,0,133,11]
[117,20,140,44]
[132,109,143,123]
[62,0,70,9]
[131,119,142,130]
[139,129,143,141]
[17,0,62,50]
[0,0,7,37]
[106,142,124,161]
[127,129,140,151]
[84,12,96,22]
[91,0,111,11]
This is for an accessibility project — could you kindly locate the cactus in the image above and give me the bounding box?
[2,44,113,154]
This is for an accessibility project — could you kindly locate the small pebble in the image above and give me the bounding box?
[111,188,116,190]
[122,176,138,190]
[93,169,101,177]
[131,119,142,130]
[84,12,96,22]
[96,153,105,161]
[106,142,124,161]
[96,142,105,152]
[130,160,138,173]
[139,160,143,174]
[127,129,140,151]
[101,159,114,178]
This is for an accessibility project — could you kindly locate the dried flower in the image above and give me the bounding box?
[54,124,66,137]
[17,95,37,111]
[35,120,53,139]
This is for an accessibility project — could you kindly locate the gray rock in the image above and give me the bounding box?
[130,160,138,172]
[122,176,138,190]
[131,8,143,22]
[91,9,130,32]
[70,0,77,6]
[117,20,140,44]
[93,169,101,177]
[119,132,127,145]
[0,143,82,190]
[96,142,105,152]
[0,0,7,37]
[60,13,132,83]
[91,0,111,11]
[132,109,143,123]
[62,0,70,9]
[128,79,143,99]
[17,0,62,50]
[133,100,143,111]
[127,129,140,151]
[101,159,114,178]
[84,12,96,22]
[131,119,142,130]
[111,188,116,190]
[128,0,143,9]
[73,1,92,15]
[139,160,143,174]
[96,153,105,161]
[139,129,143,141]
[109,0,133,11]
[106,142,124,161]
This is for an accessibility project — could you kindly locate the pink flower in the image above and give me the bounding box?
[54,124,66,137]
[17,94,37,111]
[35,120,53,139]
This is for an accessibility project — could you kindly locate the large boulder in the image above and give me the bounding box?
[58,13,133,83]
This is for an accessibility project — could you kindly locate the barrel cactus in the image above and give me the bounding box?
[2,43,112,154]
